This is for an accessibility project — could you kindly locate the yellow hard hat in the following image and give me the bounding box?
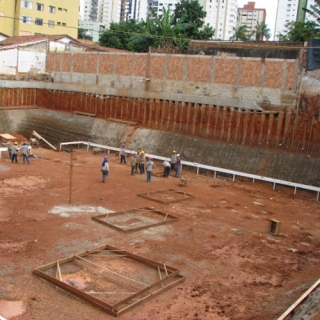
[173,150,176,153]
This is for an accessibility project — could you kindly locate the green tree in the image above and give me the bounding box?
[253,22,271,41]
[173,0,209,39]
[99,19,144,50]
[78,28,93,41]
[230,25,249,41]
[278,21,320,41]
[303,0,320,24]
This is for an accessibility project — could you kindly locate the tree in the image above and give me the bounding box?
[278,21,320,42]
[229,25,249,41]
[99,19,144,50]
[253,22,271,41]
[78,28,93,41]
[173,0,208,39]
[303,0,320,25]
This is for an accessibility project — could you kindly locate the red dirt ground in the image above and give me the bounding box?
[0,146,319,320]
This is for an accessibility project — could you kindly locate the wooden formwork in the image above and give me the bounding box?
[33,244,185,317]
[92,207,179,232]
[137,188,195,204]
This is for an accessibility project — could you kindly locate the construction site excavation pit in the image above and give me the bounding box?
[0,101,320,319]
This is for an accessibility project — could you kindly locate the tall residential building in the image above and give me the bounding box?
[82,0,123,29]
[0,0,79,38]
[274,0,300,39]
[203,0,238,40]
[304,0,319,23]
[237,2,266,39]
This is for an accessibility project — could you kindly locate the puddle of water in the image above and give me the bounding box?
[0,300,25,319]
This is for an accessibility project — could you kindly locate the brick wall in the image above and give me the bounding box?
[46,52,299,108]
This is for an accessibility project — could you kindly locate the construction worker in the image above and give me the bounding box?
[170,150,177,173]
[6,139,13,160]
[101,157,109,183]
[20,142,30,165]
[146,157,155,182]
[11,142,19,163]
[120,144,126,164]
[139,151,146,174]
[163,159,171,178]
[130,152,137,176]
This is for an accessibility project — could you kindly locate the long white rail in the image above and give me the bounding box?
[60,141,320,201]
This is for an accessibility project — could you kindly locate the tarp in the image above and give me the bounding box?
[306,39,320,70]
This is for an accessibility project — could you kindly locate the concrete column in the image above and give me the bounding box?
[84,53,88,85]
[145,53,151,91]
[112,53,116,75]
[130,53,136,89]
[235,58,242,93]
[96,52,100,86]
[70,53,74,84]
[210,56,215,84]
[281,61,287,90]
[59,53,62,83]
[186,102,191,135]
[183,56,188,81]
[163,54,168,81]
[259,58,265,94]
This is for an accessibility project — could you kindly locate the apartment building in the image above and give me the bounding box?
[82,0,123,29]
[0,0,79,38]
[203,0,238,40]
[274,0,301,38]
[237,2,266,39]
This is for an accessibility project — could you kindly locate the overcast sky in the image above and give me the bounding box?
[237,0,278,39]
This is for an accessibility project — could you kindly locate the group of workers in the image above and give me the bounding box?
[5,138,31,165]
[101,145,182,183]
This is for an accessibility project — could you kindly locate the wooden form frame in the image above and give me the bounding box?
[137,188,195,204]
[92,207,179,232]
[33,244,185,317]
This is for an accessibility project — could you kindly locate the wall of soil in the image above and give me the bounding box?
[1,108,320,187]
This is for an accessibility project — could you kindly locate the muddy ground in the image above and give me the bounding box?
[0,146,319,320]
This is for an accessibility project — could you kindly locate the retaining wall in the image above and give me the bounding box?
[1,109,319,188]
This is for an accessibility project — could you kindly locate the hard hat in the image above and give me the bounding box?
[133,152,137,155]
[177,154,180,157]
[173,150,176,153]
[141,151,144,154]
[14,142,18,145]
[149,157,153,160]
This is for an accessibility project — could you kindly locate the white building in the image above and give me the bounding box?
[274,0,300,39]
[79,20,105,42]
[81,0,123,29]
[203,0,238,40]
[304,0,319,23]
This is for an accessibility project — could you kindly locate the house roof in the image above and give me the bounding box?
[0,34,80,47]
[0,32,9,38]
[70,41,130,53]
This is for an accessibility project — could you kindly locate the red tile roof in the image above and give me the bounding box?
[0,34,79,46]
